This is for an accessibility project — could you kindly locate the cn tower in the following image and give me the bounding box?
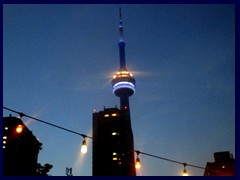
[92,8,136,176]
[112,8,136,111]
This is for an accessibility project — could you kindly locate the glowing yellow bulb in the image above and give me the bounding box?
[135,157,141,169]
[182,169,189,176]
[81,140,87,154]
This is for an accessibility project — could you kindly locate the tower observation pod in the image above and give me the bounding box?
[112,8,136,110]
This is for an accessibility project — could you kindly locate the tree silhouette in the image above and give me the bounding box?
[35,163,53,176]
[34,142,53,176]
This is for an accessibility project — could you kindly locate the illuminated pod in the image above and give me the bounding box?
[112,69,136,97]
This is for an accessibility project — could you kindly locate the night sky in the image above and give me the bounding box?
[3,4,235,176]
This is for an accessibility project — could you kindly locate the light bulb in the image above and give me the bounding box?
[81,139,87,154]
[135,157,141,169]
[182,169,189,176]
[182,163,189,176]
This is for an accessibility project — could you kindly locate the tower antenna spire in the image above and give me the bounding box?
[119,7,122,20]
[118,7,125,69]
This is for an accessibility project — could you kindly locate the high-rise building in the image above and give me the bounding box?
[3,115,42,176]
[92,9,136,176]
[204,151,235,176]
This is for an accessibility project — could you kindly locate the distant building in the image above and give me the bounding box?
[92,107,136,176]
[3,115,42,176]
[204,151,235,176]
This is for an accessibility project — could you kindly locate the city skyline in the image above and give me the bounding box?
[3,4,235,176]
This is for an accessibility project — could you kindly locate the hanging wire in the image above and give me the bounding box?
[3,106,205,171]
[134,150,205,170]
[3,106,92,139]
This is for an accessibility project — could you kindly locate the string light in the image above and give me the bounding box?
[81,139,87,154]
[135,151,141,169]
[134,150,205,176]
[3,106,206,175]
[182,163,189,176]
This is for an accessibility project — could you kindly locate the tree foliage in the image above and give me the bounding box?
[35,163,53,176]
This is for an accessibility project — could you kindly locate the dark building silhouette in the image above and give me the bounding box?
[93,107,136,175]
[204,151,235,176]
[3,115,42,176]
[92,9,136,176]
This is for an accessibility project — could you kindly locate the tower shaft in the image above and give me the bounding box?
[120,96,129,111]
[119,8,126,69]
[119,40,126,69]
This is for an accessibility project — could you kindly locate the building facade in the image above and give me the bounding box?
[92,107,136,175]
[204,151,235,176]
[3,115,42,176]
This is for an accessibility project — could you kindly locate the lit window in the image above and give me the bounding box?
[112,132,117,136]
[222,166,226,169]
[3,136,7,140]
[16,125,23,133]
[4,127,8,130]
[3,141,6,144]
[112,113,118,117]
[113,152,118,155]
[113,157,118,161]
[104,114,109,117]
[3,146,5,149]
